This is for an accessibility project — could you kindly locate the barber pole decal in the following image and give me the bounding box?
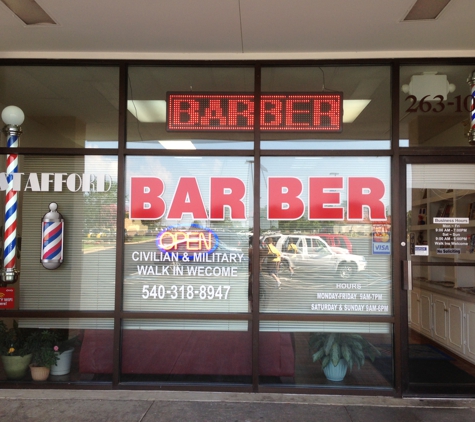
[41,202,64,270]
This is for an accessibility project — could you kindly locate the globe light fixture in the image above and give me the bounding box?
[1,105,25,126]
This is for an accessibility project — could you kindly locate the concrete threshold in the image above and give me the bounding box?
[0,390,474,409]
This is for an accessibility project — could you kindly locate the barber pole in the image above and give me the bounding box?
[1,106,24,283]
[41,203,64,270]
[4,130,19,270]
[467,70,475,145]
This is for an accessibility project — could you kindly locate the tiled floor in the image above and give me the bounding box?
[409,329,475,378]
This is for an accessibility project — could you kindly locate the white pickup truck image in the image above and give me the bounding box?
[272,235,367,279]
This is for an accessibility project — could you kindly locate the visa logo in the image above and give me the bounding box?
[375,244,390,251]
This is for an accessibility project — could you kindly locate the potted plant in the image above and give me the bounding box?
[27,330,59,381]
[50,334,80,376]
[0,320,33,380]
[309,332,381,381]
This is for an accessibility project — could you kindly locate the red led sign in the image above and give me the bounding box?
[167,93,343,132]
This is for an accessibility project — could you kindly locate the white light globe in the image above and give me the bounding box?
[1,105,25,126]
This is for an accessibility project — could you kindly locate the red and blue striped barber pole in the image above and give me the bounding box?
[41,203,64,270]
[3,134,19,271]
[1,105,24,283]
[468,70,475,145]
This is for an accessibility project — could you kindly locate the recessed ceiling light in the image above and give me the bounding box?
[127,100,167,123]
[1,0,56,25]
[403,0,452,21]
[343,100,371,123]
[159,140,196,150]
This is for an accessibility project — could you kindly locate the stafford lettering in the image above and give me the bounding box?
[0,172,112,192]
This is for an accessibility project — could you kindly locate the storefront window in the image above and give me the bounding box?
[124,156,252,313]
[0,155,117,312]
[399,64,475,147]
[127,67,254,150]
[0,317,113,383]
[0,60,432,393]
[259,321,393,387]
[260,66,391,150]
[259,157,392,315]
[0,66,119,149]
[120,319,252,383]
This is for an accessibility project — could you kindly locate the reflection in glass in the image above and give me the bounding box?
[407,164,475,389]
[127,67,254,150]
[260,157,392,315]
[124,156,253,312]
[120,319,252,384]
[261,66,391,150]
[2,155,118,311]
[0,318,113,383]
[400,65,475,147]
[0,66,119,149]
[259,322,393,387]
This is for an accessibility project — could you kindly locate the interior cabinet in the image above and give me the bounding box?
[447,297,464,354]
[410,287,474,364]
[465,301,475,363]
[409,288,421,330]
[419,290,432,338]
[409,287,433,338]
[431,293,464,355]
[432,293,448,344]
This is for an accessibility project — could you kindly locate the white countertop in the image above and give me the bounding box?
[413,279,475,304]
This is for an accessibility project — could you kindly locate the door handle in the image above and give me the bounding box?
[403,260,412,291]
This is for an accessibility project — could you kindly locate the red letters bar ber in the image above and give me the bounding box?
[261,93,342,132]
[167,93,255,131]
[167,92,343,132]
[129,175,386,222]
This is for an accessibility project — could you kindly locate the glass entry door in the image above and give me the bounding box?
[405,163,475,394]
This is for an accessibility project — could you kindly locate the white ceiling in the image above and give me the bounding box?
[0,0,475,60]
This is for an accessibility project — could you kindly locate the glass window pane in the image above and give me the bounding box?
[0,155,117,310]
[0,317,113,383]
[259,321,393,388]
[0,66,119,149]
[259,157,392,315]
[407,164,475,387]
[261,66,391,150]
[120,319,252,384]
[400,64,475,148]
[127,67,254,150]
[124,156,252,312]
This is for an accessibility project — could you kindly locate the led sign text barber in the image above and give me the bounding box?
[130,176,387,221]
[167,93,343,132]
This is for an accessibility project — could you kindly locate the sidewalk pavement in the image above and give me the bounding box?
[0,390,474,422]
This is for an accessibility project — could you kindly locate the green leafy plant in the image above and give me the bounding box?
[309,332,381,371]
[56,334,81,355]
[0,320,31,357]
[27,330,59,368]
